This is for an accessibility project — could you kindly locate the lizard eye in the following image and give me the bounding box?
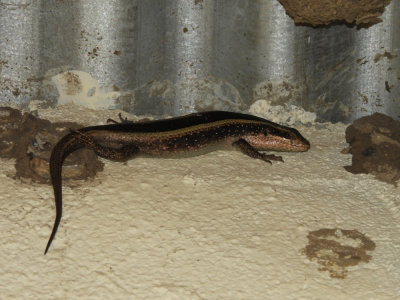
[281,132,291,139]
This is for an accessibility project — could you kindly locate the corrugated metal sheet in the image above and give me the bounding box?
[1,0,399,122]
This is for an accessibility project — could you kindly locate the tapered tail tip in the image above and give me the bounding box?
[44,244,50,255]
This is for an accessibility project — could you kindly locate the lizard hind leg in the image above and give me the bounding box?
[106,113,133,124]
[92,143,140,161]
[71,129,140,161]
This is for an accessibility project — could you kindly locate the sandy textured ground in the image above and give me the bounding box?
[0,105,399,299]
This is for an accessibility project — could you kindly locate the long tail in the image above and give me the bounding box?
[44,131,85,254]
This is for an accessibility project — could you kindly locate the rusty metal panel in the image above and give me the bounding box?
[0,0,399,122]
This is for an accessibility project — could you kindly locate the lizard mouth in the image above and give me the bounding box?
[269,134,310,152]
[291,137,310,152]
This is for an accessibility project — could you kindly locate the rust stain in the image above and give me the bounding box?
[374,51,398,63]
[63,71,82,95]
[303,228,376,279]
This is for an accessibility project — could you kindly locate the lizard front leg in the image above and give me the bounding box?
[232,138,283,164]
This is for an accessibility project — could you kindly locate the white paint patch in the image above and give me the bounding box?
[52,70,120,109]
[250,99,317,125]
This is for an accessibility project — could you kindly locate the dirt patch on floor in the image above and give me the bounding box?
[303,228,376,279]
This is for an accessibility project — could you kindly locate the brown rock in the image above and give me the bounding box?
[278,0,391,27]
[344,113,400,186]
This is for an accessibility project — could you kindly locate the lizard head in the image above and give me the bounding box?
[245,125,310,152]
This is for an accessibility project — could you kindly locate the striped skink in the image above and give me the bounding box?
[45,110,310,254]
